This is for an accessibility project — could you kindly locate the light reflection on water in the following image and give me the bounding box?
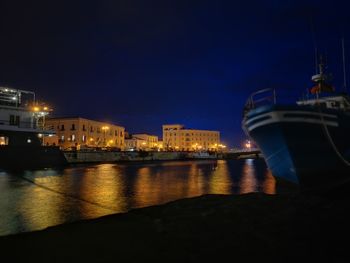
[0,159,274,236]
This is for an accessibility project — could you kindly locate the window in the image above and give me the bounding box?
[82,135,86,142]
[9,115,19,126]
[9,115,14,125]
[71,134,76,141]
[90,126,94,132]
[71,124,75,131]
[0,136,9,145]
[60,125,65,131]
[60,135,65,142]
[82,125,86,131]
[15,116,20,126]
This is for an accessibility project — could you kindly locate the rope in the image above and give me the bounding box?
[316,98,350,166]
[18,175,119,212]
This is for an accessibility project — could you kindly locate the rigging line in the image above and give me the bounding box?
[18,175,119,212]
[316,100,350,167]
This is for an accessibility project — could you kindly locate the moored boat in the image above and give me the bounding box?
[0,87,67,169]
[242,59,350,193]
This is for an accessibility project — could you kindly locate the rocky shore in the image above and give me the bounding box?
[1,187,350,262]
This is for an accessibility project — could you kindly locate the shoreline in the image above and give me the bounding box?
[1,190,349,262]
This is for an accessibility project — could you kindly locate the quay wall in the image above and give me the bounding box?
[64,151,191,164]
[62,150,261,164]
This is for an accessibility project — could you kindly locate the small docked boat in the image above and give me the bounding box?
[0,87,67,169]
[242,59,350,193]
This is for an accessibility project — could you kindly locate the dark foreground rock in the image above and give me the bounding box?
[1,192,350,262]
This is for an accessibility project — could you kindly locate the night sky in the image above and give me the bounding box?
[1,0,350,147]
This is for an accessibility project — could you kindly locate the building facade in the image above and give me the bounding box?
[125,133,159,151]
[133,134,158,149]
[162,124,220,151]
[45,117,125,150]
[125,137,146,151]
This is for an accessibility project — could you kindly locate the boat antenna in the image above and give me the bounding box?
[314,48,318,74]
[342,37,347,93]
[310,16,318,74]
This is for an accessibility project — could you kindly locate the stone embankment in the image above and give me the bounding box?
[63,150,220,164]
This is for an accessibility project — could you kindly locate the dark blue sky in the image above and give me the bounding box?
[1,0,350,147]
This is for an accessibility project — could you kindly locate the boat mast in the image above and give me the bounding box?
[342,38,347,93]
[315,47,318,74]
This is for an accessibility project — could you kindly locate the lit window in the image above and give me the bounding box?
[0,136,8,145]
[72,134,76,141]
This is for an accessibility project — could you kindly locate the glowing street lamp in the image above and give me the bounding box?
[32,105,52,129]
[245,140,251,151]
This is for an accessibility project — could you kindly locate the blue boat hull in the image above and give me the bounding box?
[243,105,350,192]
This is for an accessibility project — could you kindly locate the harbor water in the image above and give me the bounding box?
[0,159,275,236]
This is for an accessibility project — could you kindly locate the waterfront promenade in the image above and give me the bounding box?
[1,185,349,262]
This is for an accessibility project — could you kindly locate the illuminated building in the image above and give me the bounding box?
[125,133,159,151]
[45,117,125,150]
[162,124,221,151]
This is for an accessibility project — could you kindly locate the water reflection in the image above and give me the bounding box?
[208,160,232,194]
[133,162,208,207]
[239,159,258,194]
[0,159,274,236]
[262,170,276,195]
[79,164,128,215]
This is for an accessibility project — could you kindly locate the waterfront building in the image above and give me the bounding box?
[125,133,159,151]
[133,134,158,149]
[125,137,146,151]
[45,117,125,150]
[156,140,163,150]
[162,124,220,151]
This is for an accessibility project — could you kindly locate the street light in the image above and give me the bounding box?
[32,105,51,129]
[245,140,251,151]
